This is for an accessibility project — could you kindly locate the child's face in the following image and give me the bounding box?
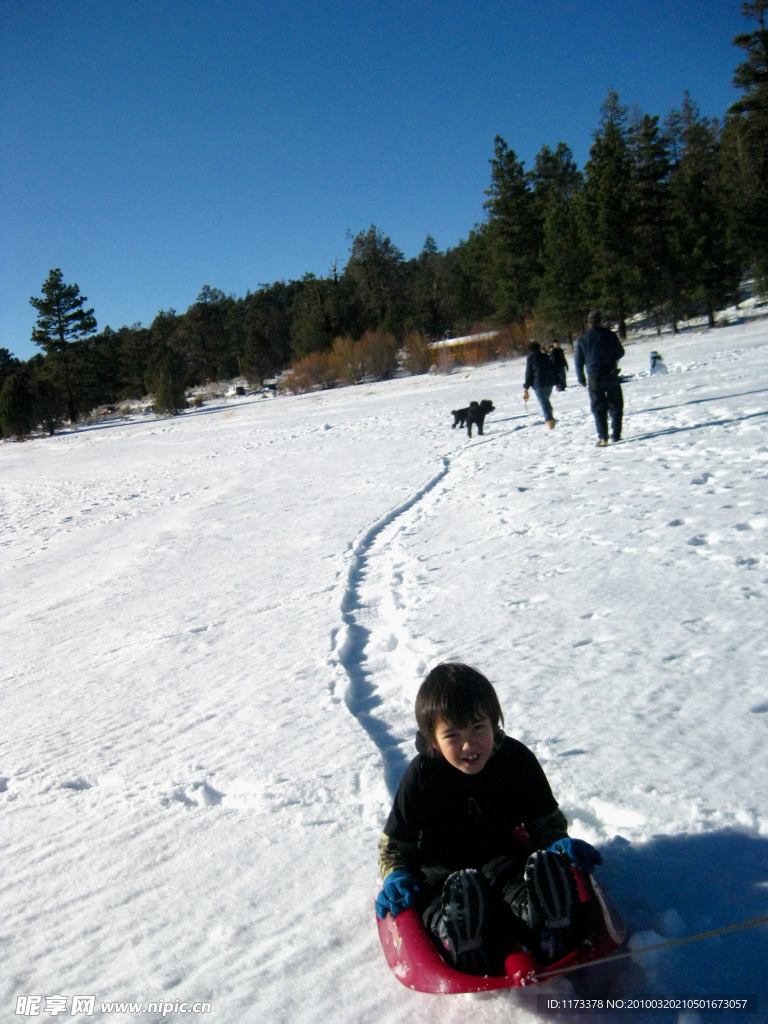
[432,714,494,774]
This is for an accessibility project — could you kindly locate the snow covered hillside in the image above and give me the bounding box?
[2,317,768,1024]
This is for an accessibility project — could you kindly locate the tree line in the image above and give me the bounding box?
[2,1,766,439]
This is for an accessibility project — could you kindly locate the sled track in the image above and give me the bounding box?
[330,457,450,795]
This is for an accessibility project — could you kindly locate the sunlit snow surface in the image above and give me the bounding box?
[2,316,768,1024]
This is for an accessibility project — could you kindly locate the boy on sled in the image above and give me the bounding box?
[376,663,602,974]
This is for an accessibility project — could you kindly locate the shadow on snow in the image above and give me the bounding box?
[628,409,768,443]
[577,829,768,1020]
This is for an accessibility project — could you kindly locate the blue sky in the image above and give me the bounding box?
[1,0,749,361]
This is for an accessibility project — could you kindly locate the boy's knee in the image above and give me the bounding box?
[481,853,526,889]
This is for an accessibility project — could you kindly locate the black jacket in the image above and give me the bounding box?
[379,734,565,879]
[575,326,625,384]
[524,351,558,390]
[550,347,569,372]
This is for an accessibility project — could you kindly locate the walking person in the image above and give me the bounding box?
[549,341,569,391]
[574,310,625,446]
[523,341,558,429]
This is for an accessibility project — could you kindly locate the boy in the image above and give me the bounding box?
[376,663,601,974]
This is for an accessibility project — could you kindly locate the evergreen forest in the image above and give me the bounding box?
[2,2,767,438]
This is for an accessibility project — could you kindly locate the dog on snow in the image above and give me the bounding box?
[450,399,495,438]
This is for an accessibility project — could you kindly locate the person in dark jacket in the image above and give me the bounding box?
[375,663,602,973]
[523,341,558,429]
[549,341,569,391]
[574,310,625,446]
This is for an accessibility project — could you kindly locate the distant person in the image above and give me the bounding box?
[523,341,558,429]
[575,311,625,446]
[650,351,668,375]
[549,341,569,391]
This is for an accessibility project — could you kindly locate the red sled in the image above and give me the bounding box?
[377,868,624,993]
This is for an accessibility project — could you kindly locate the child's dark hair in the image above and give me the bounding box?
[415,662,504,743]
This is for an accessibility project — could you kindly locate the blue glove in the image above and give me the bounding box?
[375,871,420,920]
[548,838,603,872]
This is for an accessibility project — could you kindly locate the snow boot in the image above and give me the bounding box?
[524,850,578,963]
[546,419,556,429]
[595,438,609,447]
[431,869,490,975]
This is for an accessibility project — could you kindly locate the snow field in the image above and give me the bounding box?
[2,314,768,1023]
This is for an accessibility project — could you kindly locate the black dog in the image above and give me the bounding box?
[450,399,495,438]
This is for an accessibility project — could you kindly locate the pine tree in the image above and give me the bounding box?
[530,143,582,225]
[582,93,639,337]
[342,226,406,335]
[150,309,181,350]
[454,231,496,330]
[407,235,455,341]
[174,286,237,383]
[0,348,21,390]
[241,281,297,386]
[30,269,97,353]
[629,113,679,330]
[0,369,37,440]
[115,323,155,399]
[32,360,67,435]
[29,269,98,424]
[481,137,539,324]
[152,347,188,415]
[732,1,768,114]
[667,94,741,326]
[290,272,347,359]
[721,1,768,286]
[536,191,591,341]
[531,143,589,340]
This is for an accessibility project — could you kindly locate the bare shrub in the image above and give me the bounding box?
[435,349,455,374]
[402,330,432,375]
[356,329,398,381]
[495,322,532,359]
[280,351,335,394]
[329,335,362,385]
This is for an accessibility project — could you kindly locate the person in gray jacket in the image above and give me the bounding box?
[575,310,625,446]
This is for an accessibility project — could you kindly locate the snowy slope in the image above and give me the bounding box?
[2,316,768,1024]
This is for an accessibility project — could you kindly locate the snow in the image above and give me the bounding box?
[2,313,768,1024]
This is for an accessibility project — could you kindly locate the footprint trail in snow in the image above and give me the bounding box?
[328,427,502,813]
[328,457,455,796]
